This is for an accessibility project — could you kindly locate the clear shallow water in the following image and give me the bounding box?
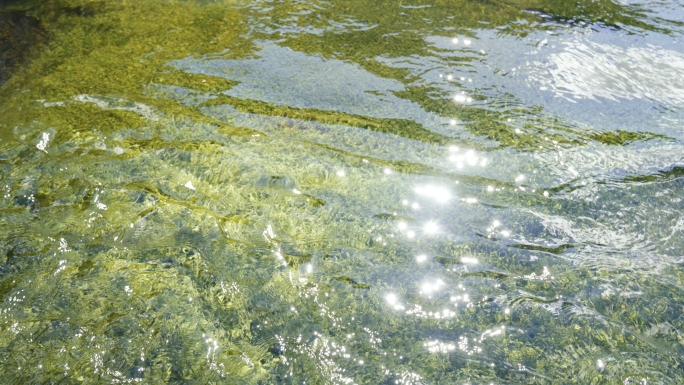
[0,0,683,383]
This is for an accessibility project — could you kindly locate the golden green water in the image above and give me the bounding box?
[1,0,684,383]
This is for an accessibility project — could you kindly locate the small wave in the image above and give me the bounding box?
[532,40,684,107]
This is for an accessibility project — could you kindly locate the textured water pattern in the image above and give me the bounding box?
[0,0,683,384]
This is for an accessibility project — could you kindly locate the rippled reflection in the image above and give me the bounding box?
[532,40,684,107]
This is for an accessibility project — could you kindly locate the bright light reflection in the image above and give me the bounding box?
[383,168,392,175]
[465,150,477,165]
[449,149,482,169]
[336,170,346,177]
[416,254,427,263]
[415,185,451,202]
[425,340,455,353]
[423,221,439,234]
[385,293,398,305]
[407,230,416,238]
[461,257,478,264]
[420,279,444,295]
[524,266,552,280]
[479,326,505,342]
[397,222,408,230]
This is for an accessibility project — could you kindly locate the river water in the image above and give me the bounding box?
[1,0,683,383]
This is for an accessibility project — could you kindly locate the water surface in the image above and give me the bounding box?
[1,0,683,383]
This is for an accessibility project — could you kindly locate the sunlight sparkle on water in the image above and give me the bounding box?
[423,221,439,234]
[424,340,455,353]
[449,149,483,168]
[461,257,478,264]
[420,279,444,295]
[414,185,451,202]
[465,150,478,165]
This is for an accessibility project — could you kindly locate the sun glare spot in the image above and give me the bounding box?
[423,221,439,234]
[415,185,451,202]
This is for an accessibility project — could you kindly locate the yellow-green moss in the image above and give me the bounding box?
[0,0,252,139]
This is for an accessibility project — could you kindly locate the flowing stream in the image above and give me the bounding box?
[1,0,683,383]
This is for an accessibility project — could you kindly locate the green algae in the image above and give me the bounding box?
[201,96,458,146]
[587,130,670,146]
[0,0,252,137]
[0,7,46,85]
